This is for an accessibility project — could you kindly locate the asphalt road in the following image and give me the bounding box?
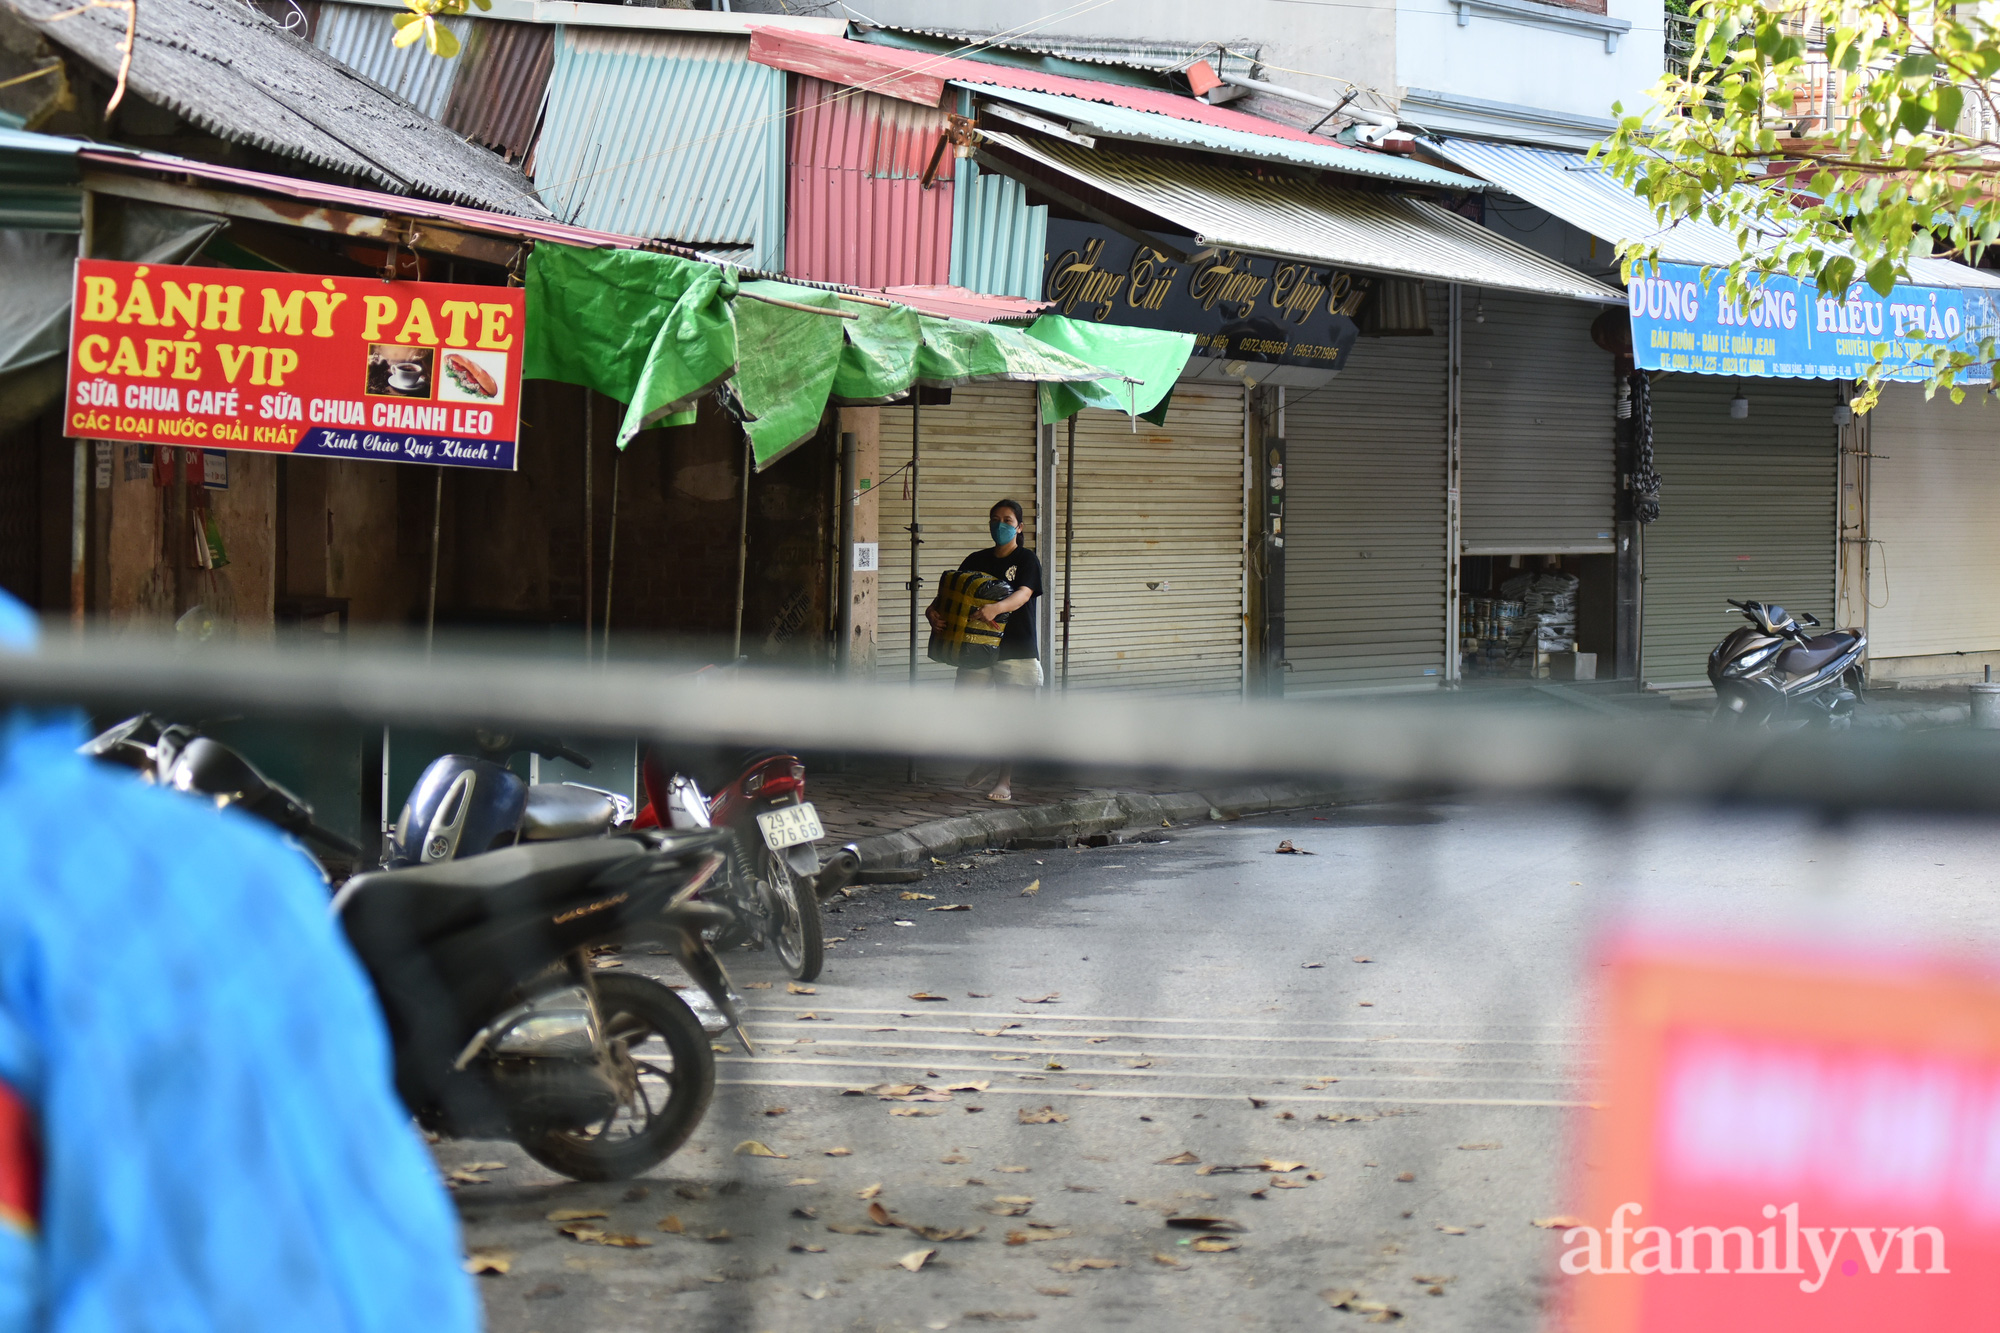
[448,798,2000,1331]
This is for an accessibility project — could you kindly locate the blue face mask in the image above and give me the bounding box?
[991,519,1018,546]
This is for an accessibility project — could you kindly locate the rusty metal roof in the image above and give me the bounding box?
[876,285,1052,323]
[4,0,545,216]
[440,18,554,164]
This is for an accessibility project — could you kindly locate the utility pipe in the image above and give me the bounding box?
[732,434,751,662]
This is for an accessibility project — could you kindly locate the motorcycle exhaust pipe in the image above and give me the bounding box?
[811,843,863,902]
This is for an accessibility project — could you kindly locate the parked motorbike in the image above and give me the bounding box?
[638,746,840,983]
[81,715,363,873]
[332,827,743,1180]
[389,731,635,868]
[1709,599,1866,728]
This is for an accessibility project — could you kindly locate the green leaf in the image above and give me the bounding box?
[428,22,460,57]
[1864,257,1896,297]
[1897,96,1933,134]
[1935,85,1964,130]
[392,15,426,45]
[1896,53,1939,80]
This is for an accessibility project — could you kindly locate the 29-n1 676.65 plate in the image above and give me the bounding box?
[755,802,824,851]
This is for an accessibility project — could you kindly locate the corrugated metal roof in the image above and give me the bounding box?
[786,76,955,288]
[440,18,554,163]
[877,285,1052,322]
[310,2,467,120]
[7,0,545,216]
[950,157,1046,300]
[854,24,1260,86]
[1432,137,2000,290]
[532,28,784,264]
[982,131,1624,304]
[964,84,1484,192]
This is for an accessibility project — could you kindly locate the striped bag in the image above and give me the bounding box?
[927,569,1013,668]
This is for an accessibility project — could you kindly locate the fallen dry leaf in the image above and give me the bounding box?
[1352,955,1373,964]
[823,1147,853,1157]
[1018,993,1061,1004]
[857,1183,884,1199]
[969,991,991,997]
[1038,1285,1072,1296]
[974,1023,1020,1036]
[982,1201,1032,1217]
[1396,1172,1416,1183]
[940,1153,970,1164]
[825,1223,882,1235]
[945,1080,991,1092]
[900,891,936,900]
[1270,1176,1309,1190]
[890,1107,941,1117]
[1531,1215,1589,1230]
[1301,961,1325,969]
[961,1314,1038,1324]
[1166,1216,1243,1232]
[795,1012,820,1021]
[1247,1097,1267,1109]
[791,1243,826,1254]
[906,1224,984,1242]
[657,1215,683,1234]
[1049,1257,1121,1273]
[765,1107,789,1117]
[868,1201,894,1227]
[1044,1059,1066,1071]
[909,991,948,1001]
[1436,1225,1467,1235]
[1190,1236,1240,1252]
[462,1248,512,1276]
[897,1248,936,1272]
[545,1208,608,1222]
[791,1204,817,1217]
[1357,1001,1375,1008]
[787,982,817,995]
[1153,1251,1185,1268]
[1412,1274,1454,1285]
[1260,1159,1307,1173]
[929,904,971,912]
[1018,1106,1068,1125]
[734,1140,788,1158]
[1458,1142,1502,1151]
[1005,1226,1075,1245]
[1323,1289,1361,1308]
[996,1165,1030,1173]
[1156,1151,1200,1166]
[1274,840,1314,855]
[558,1222,651,1248]
[1021,879,1041,896]
[801,1285,828,1298]
[741,981,772,990]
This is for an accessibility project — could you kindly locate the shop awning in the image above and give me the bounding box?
[1428,137,2000,291]
[978,132,1625,304]
[522,244,1153,469]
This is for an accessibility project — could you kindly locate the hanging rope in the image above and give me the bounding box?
[1630,372,1662,525]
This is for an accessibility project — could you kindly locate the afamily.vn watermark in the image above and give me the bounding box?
[1559,1204,1949,1291]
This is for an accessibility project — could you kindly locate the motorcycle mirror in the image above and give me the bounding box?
[1798,611,1821,627]
[169,736,274,805]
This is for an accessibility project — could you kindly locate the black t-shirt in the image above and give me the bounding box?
[957,545,1043,659]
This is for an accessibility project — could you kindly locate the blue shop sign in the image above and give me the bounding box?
[1628,260,2000,382]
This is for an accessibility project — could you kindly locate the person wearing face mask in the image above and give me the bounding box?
[926,499,1043,801]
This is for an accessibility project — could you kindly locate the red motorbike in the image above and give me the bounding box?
[636,746,846,982]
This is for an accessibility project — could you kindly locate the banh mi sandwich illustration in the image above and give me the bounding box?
[443,353,498,399]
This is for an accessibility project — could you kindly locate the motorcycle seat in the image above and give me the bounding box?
[335,838,650,950]
[1776,631,1860,676]
[521,783,618,842]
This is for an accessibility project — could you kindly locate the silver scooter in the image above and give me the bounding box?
[1708,599,1866,728]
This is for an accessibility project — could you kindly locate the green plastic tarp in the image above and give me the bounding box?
[525,245,1164,470]
[1025,314,1195,426]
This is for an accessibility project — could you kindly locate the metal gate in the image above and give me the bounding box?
[1460,289,1617,554]
[875,382,1039,686]
[1864,384,2000,661]
[1282,300,1451,693]
[1054,383,1247,696]
[1639,375,1838,687]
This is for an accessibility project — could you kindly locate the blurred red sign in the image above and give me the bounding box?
[64,259,522,470]
[1561,939,2000,1330]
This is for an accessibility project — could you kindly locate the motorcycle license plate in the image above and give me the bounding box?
[756,802,823,851]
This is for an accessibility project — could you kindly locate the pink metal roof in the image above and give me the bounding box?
[748,27,1337,146]
[877,285,1052,323]
[786,76,955,290]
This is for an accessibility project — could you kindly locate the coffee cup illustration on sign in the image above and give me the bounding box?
[366,344,434,398]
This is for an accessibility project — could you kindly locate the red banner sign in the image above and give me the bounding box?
[64,260,523,470]
[1560,937,2000,1331]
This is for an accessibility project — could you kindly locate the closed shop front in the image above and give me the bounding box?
[1864,385,2000,676]
[1638,375,1838,687]
[1053,382,1248,696]
[1282,303,1452,693]
[874,382,1039,685]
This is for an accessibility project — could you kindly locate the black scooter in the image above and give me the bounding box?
[1709,600,1866,728]
[83,716,748,1181]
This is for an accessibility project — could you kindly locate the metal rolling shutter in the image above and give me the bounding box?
[875,382,1039,685]
[1639,375,1837,686]
[1866,384,2000,659]
[1460,289,1617,554]
[1055,383,1247,696]
[1283,299,1451,692]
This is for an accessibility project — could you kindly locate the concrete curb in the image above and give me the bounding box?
[848,781,1365,872]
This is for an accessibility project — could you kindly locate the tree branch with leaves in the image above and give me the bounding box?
[1596,0,2000,405]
